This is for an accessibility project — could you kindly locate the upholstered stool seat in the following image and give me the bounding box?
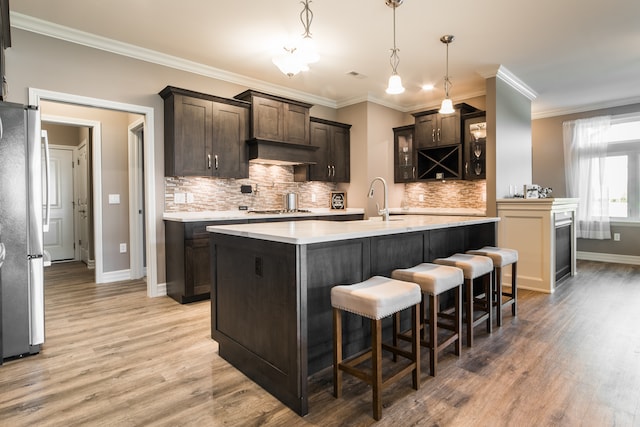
[392,263,463,376]
[331,276,421,421]
[434,254,493,347]
[467,246,518,326]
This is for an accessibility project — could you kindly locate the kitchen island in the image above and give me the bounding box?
[207,215,498,415]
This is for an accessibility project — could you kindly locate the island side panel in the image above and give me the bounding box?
[210,233,307,415]
[305,238,371,375]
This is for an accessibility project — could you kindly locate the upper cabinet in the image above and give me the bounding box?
[413,103,478,148]
[160,86,250,178]
[463,112,487,180]
[393,125,416,183]
[297,117,351,182]
[407,103,484,181]
[234,90,312,145]
[414,110,460,148]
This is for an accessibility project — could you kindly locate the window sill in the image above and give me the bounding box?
[610,219,640,227]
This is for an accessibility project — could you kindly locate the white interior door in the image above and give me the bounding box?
[75,142,90,264]
[44,147,75,261]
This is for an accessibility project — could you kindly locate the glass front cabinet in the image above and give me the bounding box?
[464,113,486,180]
[393,124,416,183]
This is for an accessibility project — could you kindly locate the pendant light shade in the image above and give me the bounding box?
[439,98,454,114]
[439,34,455,114]
[386,74,405,94]
[272,47,309,77]
[385,0,404,95]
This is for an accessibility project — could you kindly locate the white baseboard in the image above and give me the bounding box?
[577,251,640,266]
[155,282,167,297]
[100,269,132,283]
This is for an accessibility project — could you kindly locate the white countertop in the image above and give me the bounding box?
[163,208,365,222]
[206,215,499,245]
[389,207,486,216]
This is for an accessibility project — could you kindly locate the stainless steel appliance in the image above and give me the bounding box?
[0,102,46,361]
[283,193,298,212]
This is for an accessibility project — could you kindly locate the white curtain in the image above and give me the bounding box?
[563,116,612,239]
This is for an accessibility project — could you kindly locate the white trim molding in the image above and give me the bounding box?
[479,65,537,101]
[30,88,161,298]
[11,11,337,110]
[577,251,640,266]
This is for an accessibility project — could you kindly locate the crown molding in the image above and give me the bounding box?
[10,12,339,109]
[532,95,640,119]
[479,65,537,101]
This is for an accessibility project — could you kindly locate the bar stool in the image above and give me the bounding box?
[391,263,463,376]
[434,254,493,347]
[467,246,518,326]
[331,276,421,421]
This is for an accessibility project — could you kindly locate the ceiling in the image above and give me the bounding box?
[10,0,640,118]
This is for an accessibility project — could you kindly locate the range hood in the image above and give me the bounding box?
[247,138,319,165]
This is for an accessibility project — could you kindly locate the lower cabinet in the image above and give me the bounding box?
[165,219,247,303]
[165,214,364,303]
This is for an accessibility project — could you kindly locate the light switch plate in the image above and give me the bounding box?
[174,192,186,204]
[108,194,120,204]
[186,193,194,203]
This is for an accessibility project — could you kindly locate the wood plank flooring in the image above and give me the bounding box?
[1,260,639,426]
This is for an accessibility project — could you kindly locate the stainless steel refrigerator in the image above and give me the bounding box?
[0,101,46,361]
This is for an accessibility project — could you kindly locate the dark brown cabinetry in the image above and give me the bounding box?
[393,125,416,182]
[463,112,486,180]
[160,86,250,178]
[165,214,363,304]
[165,219,248,304]
[234,90,312,145]
[302,117,351,182]
[413,110,461,148]
[210,221,496,415]
[407,103,482,181]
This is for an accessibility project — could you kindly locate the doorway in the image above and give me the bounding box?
[30,88,159,297]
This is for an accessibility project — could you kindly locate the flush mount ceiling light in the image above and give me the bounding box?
[385,0,405,95]
[272,0,319,77]
[439,34,455,114]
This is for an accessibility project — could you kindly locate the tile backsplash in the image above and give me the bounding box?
[165,164,486,212]
[403,180,486,210]
[165,164,338,212]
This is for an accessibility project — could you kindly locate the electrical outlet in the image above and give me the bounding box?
[119,243,127,253]
[186,193,194,203]
[311,193,317,202]
[419,194,424,202]
[614,233,621,241]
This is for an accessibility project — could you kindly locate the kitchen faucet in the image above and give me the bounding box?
[368,176,389,221]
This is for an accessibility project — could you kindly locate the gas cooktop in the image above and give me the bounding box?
[247,209,312,214]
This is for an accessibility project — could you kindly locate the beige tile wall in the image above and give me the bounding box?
[165,164,486,212]
[164,164,338,212]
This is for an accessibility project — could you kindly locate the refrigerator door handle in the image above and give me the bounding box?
[29,256,45,346]
[42,129,51,233]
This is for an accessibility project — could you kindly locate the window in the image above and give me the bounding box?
[603,115,640,221]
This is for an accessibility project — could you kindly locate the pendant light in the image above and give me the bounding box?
[272,0,319,77]
[385,0,405,95]
[439,34,455,114]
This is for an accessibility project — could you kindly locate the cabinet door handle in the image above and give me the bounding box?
[465,162,468,175]
[437,128,441,141]
[214,154,219,169]
[327,165,331,178]
[332,165,335,177]
[412,166,416,179]
[207,154,212,169]
[432,129,436,143]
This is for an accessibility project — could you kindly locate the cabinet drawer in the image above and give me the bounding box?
[185,219,247,239]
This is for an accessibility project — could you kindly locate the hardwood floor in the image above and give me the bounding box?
[1,260,639,426]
